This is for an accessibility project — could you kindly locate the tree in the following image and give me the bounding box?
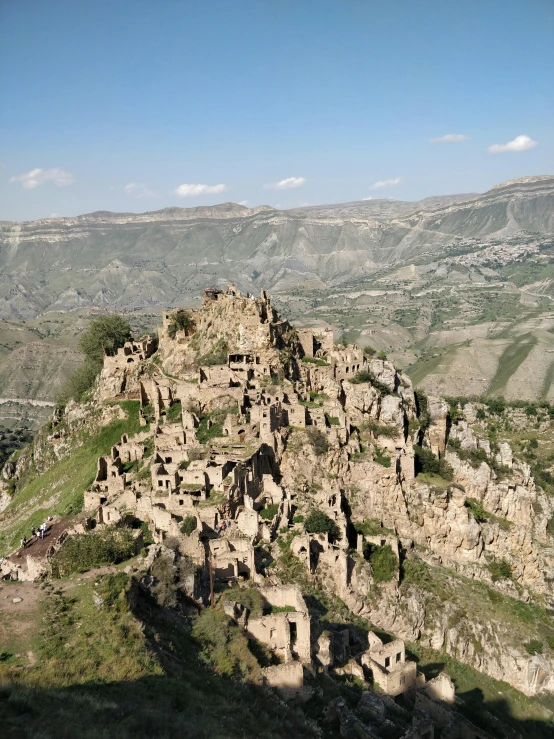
[58,315,132,405]
[304,510,339,540]
[168,310,194,339]
[79,315,133,364]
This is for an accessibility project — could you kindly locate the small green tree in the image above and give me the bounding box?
[58,315,132,405]
[57,360,100,405]
[168,310,194,339]
[79,315,133,363]
[365,544,398,583]
[305,510,339,540]
[307,428,329,456]
[180,516,197,536]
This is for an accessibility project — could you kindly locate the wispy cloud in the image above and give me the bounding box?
[370,177,401,190]
[487,134,537,154]
[264,176,306,190]
[124,182,157,199]
[362,196,374,201]
[430,133,470,143]
[238,199,249,206]
[174,183,227,197]
[10,168,74,189]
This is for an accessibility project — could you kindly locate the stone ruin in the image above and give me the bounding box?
[4,284,554,732]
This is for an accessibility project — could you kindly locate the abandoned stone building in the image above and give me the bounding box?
[8,283,546,735]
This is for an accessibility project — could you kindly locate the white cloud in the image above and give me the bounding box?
[430,134,470,143]
[264,176,306,190]
[370,177,402,190]
[124,182,157,198]
[362,196,374,201]
[174,183,227,197]
[238,199,249,206]
[487,134,537,154]
[10,168,74,189]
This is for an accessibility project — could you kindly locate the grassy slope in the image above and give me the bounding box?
[0,574,317,739]
[0,401,142,556]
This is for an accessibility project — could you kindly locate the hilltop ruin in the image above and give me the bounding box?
[3,286,554,737]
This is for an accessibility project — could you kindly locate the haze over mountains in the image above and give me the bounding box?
[1,175,552,319]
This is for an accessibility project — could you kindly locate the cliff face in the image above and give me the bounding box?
[3,287,554,704]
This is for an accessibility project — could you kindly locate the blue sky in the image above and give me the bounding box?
[1,0,552,220]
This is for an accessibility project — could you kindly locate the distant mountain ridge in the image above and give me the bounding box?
[0,175,553,319]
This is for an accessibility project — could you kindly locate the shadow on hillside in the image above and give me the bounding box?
[1,579,553,739]
[1,670,553,739]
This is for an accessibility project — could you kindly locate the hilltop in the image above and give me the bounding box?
[1,289,554,738]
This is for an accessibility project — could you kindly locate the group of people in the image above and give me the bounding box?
[20,518,52,549]
[225,284,256,300]
[214,519,231,535]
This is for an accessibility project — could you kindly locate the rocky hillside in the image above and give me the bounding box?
[0,176,552,319]
[1,289,554,738]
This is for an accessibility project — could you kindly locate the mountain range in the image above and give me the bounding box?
[0,174,554,419]
[1,175,553,320]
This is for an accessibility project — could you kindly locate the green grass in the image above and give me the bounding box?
[301,356,329,366]
[0,401,142,556]
[408,642,554,737]
[0,574,318,739]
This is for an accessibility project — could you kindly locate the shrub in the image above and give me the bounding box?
[363,346,376,357]
[196,418,224,444]
[305,510,339,540]
[139,520,154,546]
[363,420,398,438]
[259,503,279,521]
[307,428,329,456]
[150,552,178,607]
[192,607,261,679]
[487,397,506,415]
[355,519,393,536]
[197,338,229,366]
[167,310,194,339]
[488,559,512,582]
[414,446,453,480]
[374,446,391,468]
[377,350,387,360]
[301,356,330,366]
[466,498,488,524]
[414,391,430,431]
[546,635,554,650]
[524,639,543,655]
[455,446,488,468]
[350,370,392,395]
[180,515,197,536]
[525,404,538,417]
[57,359,102,404]
[448,402,464,423]
[293,514,304,524]
[166,400,182,424]
[476,408,486,420]
[50,528,135,578]
[365,544,398,583]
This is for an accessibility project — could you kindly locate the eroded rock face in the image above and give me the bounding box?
[7,287,554,704]
[425,396,448,456]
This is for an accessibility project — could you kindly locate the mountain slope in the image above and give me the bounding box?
[0,176,552,319]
